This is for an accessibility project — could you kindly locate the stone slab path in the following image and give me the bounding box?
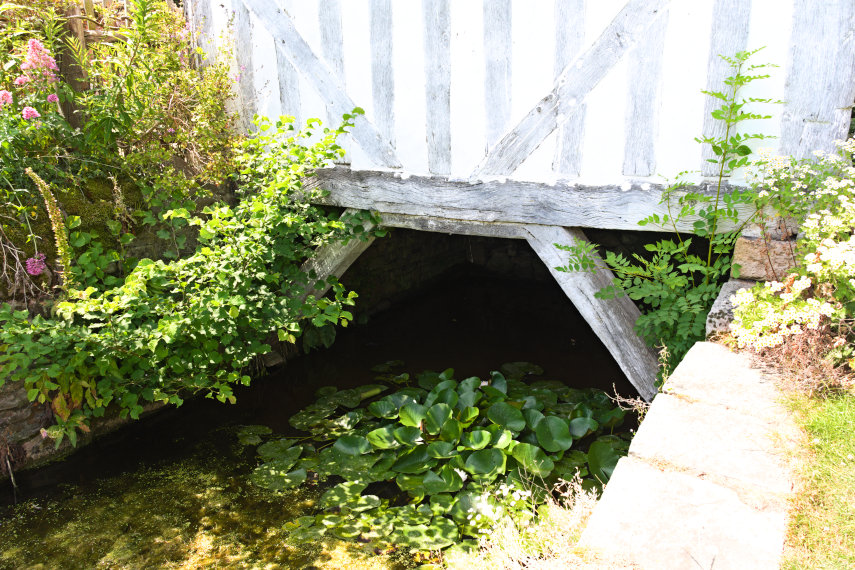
[580,342,800,569]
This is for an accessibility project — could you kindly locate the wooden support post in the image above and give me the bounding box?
[523,224,659,400]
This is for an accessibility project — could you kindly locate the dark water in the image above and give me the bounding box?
[0,264,633,568]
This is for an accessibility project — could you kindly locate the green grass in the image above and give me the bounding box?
[784,392,855,569]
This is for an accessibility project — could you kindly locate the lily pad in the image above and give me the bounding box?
[423,464,464,494]
[499,361,544,379]
[394,425,423,446]
[535,416,574,453]
[250,464,307,491]
[320,481,368,508]
[236,425,272,446]
[371,359,405,373]
[400,403,428,428]
[257,440,302,463]
[427,441,458,459]
[464,448,506,480]
[424,403,453,435]
[367,426,401,449]
[459,429,491,450]
[569,416,599,438]
[391,446,435,474]
[488,401,526,432]
[511,443,554,477]
[333,434,372,456]
[368,399,399,419]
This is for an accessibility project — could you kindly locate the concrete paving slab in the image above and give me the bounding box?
[664,343,784,420]
[580,457,789,570]
[629,393,795,495]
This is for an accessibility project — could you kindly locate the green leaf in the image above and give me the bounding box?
[424,403,453,435]
[439,418,462,444]
[391,446,435,474]
[250,464,307,491]
[423,464,464,494]
[487,401,526,432]
[333,435,372,456]
[569,417,599,438]
[257,440,302,462]
[321,481,368,508]
[511,443,554,477]
[588,439,624,484]
[427,441,458,459]
[535,416,574,453]
[394,425,422,446]
[368,399,398,419]
[400,402,428,427]
[463,448,506,480]
[367,426,401,449]
[459,429,491,450]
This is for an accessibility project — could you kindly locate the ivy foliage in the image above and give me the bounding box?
[0,113,381,446]
[245,363,631,553]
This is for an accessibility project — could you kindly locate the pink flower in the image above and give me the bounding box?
[47,93,58,103]
[166,127,175,134]
[21,106,40,120]
[13,75,30,86]
[26,253,47,276]
[0,90,11,106]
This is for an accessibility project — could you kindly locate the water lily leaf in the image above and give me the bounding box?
[439,418,462,444]
[486,426,514,449]
[250,465,307,491]
[569,417,599,438]
[333,388,362,408]
[482,386,508,402]
[321,481,368,508]
[423,464,464,494]
[424,403,453,435]
[488,401,526,432]
[457,389,481,410]
[383,392,419,411]
[530,388,558,406]
[587,437,628,484]
[330,410,363,430]
[236,425,272,446]
[490,371,508,393]
[431,388,459,408]
[438,368,455,381]
[458,405,480,426]
[417,370,442,390]
[459,377,481,392]
[289,403,337,431]
[400,403,428,428]
[331,520,365,539]
[257,440,302,463]
[391,445,435,473]
[396,473,426,493]
[553,450,589,479]
[347,494,381,513]
[572,403,595,419]
[429,493,457,515]
[372,359,405,373]
[535,416,574,452]
[315,386,338,397]
[523,408,545,429]
[333,434,372,455]
[511,443,554,477]
[337,453,381,481]
[427,441,458,459]
[463,448,506,480]
[394,425,422,445]
[368,399,399,419]
[367,425,401,449]
[289,523,327,542]
[362,513,395,538]
[530,379,566,391]
[520,396,545,410]
[499,362,544,379]
[390,516,458,550]
[595,406,627,429]
[459,429,491,450]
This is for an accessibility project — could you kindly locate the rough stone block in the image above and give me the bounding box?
[629,393,795,495]
[580,457,789,570]
[732,236,798,280]
[0,383,29,412]
[705,279,755,337]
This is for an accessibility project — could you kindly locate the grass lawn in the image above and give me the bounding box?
[784,392,855,569]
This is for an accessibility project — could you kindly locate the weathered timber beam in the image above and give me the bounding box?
[378,213,529,239]
[524,225,659,401]
[300,209,376,301]
[311,168,753,234]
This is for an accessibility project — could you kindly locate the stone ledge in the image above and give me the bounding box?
[732,236,798,281]
[579,342,798,569]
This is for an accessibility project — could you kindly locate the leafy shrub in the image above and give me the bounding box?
[246,363,632,553]
[0,114,380,445]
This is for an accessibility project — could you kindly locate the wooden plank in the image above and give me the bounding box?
[700,0,751,176]
[311,168,752,233]
[553,0,587,178]
[300,210,376,300]
[319,0,345,78]
[472,0,668,177]
[378,213,529,239]
[423,0,452,174]
[233,1,257,133]
[781,0,855,158]
[241,0,401,169]
[483,0,513,147]
[370,0,396,146]
[623,8,669,177]
[523,225,658,400]
[276,47,302,125]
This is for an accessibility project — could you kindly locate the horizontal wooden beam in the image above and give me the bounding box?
[311,168,752,234]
